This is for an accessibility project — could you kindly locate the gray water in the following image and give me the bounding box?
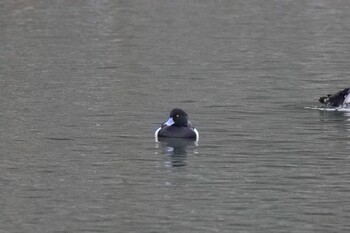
[1,0,350,232]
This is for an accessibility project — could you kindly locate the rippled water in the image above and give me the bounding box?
[1,0,350,232]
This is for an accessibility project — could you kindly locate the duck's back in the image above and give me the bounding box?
[158,126,197,139]
[319,88,350,107]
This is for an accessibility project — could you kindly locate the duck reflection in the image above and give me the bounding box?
[318,110,350,150]
[318,109,350,122]
[156,138,198,167]
[346,112,350,132]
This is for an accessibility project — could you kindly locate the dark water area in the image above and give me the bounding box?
[1,0,350,232]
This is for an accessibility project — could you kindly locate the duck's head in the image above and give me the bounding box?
[164,108,189,127]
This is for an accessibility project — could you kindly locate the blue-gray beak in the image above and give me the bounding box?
[164,117,175,126]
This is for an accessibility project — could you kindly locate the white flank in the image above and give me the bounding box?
[194,128,199,141]
[154,127,161,142]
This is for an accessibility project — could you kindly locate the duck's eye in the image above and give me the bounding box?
[176,114,180,118]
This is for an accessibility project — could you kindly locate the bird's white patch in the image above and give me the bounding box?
[194,128,199,141]
[154,127,161,142]
[344,94,350,105]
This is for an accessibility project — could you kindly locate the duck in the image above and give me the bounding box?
[155,108,199,141]
[319,88,350,107]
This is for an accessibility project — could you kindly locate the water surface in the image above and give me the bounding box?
[1,0,350,232]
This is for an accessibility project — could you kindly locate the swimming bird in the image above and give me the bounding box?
[319,88,350,107]
[155,108,199,141]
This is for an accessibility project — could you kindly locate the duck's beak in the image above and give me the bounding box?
[164,117,175,126]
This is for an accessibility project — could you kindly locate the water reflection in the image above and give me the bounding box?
[345,112,350,133]
[155,138,198,167]
[317,110,350,151]
[318,109,350,122]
